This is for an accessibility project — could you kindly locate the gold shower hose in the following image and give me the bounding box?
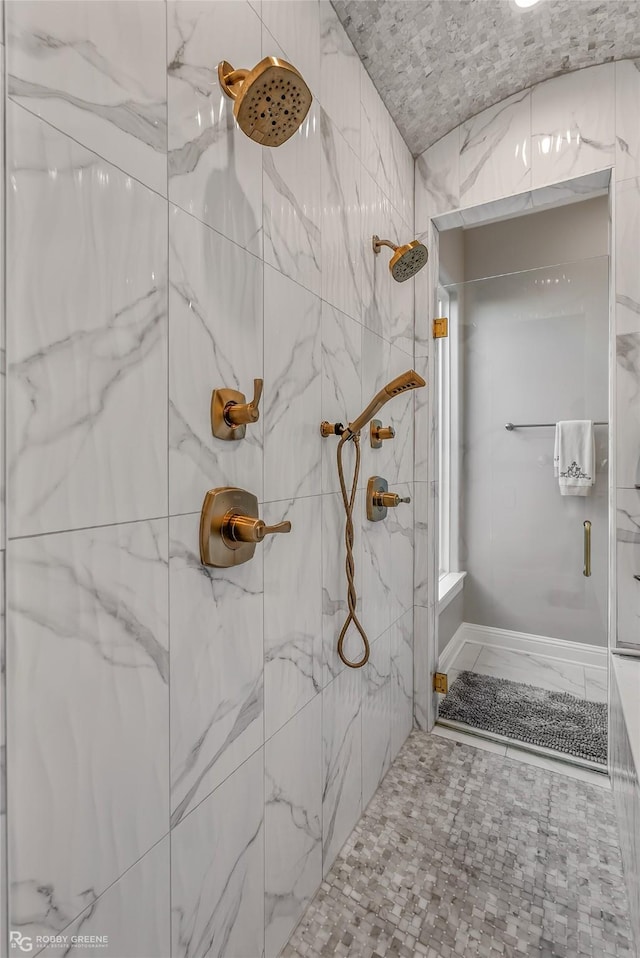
[336,430,370,668]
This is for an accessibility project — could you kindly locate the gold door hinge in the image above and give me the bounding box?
[433,317,448,339]
[433,672,448,694]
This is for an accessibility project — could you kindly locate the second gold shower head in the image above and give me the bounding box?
[372,235,429,282]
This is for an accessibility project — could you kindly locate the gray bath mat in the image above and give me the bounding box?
[439,670,607,765]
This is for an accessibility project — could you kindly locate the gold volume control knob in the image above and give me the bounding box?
[374,492,411,509]
[366,476,411,522]
[370,419,396,448]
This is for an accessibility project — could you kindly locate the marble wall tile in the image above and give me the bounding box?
[265,695,322,958]
[360,68,412,225]
[322,489,364,685]
[8,520,169,940]
[7,103,168,538]
[390,610,414,761]
[171,749,264,958]
[320,301,362,494]
[616,329,640,490]
[615,178,640,488]
[361,170,414,356]
[615,176,640,336]
[388,482,415,625]
[322,665,362,875]
[391,119,415,230]
[263,265,322,502]
[168,203,263,515]
[361,170,393,342]
[169,513,263,828]
[167,0,263,256]
[2,7,423,957]
[261,0,321,99]
[415,128,460,230]
[361,328,414,487]
[413,604,431,732]
[263,98,322,296]
[361,491,394,645]
[459,90,531,208]
[361,481,413,645]
[616,490,640,650]
[362,629,391,808]
[263,496,322,740]
[414,222,438,360]
[414,361,430,482]
[385,203,416,359]
[616,59,640,182]
[319,1,360,156]
[531,63,615,189]
[321,107,362,322]
[427,480,440,614]
[38,839,170,958]
[414,481,429,608]
[7,0,167,196]
[0,43,4,553]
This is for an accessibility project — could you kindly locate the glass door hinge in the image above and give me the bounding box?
[433,672,448,694]
[433,317,448,339]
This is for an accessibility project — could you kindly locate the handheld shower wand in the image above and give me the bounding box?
[346,370,426,436]
[324,370,426,669]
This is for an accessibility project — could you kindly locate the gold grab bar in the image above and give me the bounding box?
[583,520,591,577]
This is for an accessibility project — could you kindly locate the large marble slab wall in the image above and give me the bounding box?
[3,2,415,956]
[0,12,6,957]
[414,60,640,949]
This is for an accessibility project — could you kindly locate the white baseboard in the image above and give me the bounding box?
[438,625,468,673]
[440,622,607,672]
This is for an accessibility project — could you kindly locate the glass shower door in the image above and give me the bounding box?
[437,256,609,750]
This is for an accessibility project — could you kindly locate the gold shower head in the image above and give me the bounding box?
[372,235,429,282]
[218,56,312,147]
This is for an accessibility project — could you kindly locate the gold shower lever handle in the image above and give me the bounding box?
[225,379,263,427]
[211,379,263,440]
[200,487,291,567]
[225,514,291,543]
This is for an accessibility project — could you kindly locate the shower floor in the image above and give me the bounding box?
[283,732,635,958]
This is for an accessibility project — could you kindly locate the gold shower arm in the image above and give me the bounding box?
[372,235,397,254]
[218,61,249,99]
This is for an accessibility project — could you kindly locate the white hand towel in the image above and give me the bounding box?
[553,420,595,496]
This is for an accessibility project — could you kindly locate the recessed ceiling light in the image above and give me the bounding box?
[514,0,542,6]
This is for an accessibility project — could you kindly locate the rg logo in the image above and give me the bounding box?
[10,931,34,952]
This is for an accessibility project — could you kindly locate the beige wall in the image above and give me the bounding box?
[438,592,464,655]
[463,195,608,281]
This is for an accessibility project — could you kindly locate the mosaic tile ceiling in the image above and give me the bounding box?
[331,0,640,156]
